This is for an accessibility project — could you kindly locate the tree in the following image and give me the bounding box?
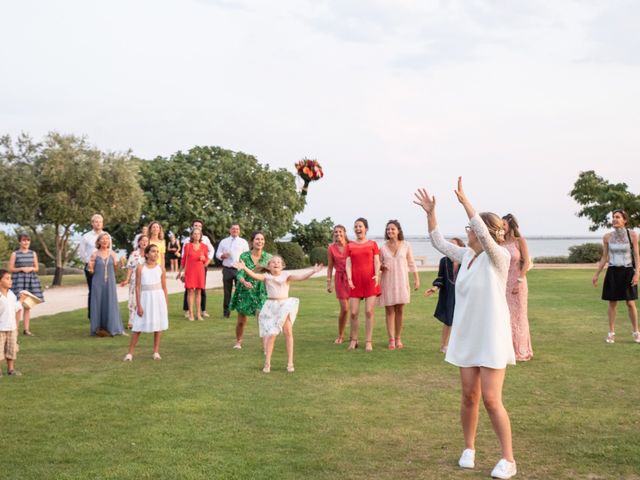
[290,217,335,254]
[138,146,306,243]
[0,132,144,285]
[570,170,640,230]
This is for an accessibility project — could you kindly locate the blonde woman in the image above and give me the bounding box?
[148,221,166,268]
[326,225,350,344]
[414,177,517,479]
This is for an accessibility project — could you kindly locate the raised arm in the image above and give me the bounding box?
[288,264,323,282]
[234,260,266,282]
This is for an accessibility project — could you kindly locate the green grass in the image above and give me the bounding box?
[2,270,639,479]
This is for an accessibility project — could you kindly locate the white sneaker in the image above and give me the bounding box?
[233,342,242,350]
[123,354,133,362]
[458,448,475,469]
[152,353,162,360]
[632,331,640,343]
[491,459,517,479]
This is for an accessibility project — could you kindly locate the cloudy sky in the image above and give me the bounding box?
[2,0,638,236]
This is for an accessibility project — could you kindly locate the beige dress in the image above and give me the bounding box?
[377,241,417,306]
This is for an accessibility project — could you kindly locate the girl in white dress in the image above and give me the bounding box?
[235,256,322,373]
[414,177,517,480]
[124,244,169,361]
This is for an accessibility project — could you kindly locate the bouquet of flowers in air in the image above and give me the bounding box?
[295,158,324,196]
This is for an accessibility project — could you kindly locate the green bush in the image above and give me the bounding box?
[568,243,602,263]
[275,241,306,269]
[533,256,569,264]
[310,246,328,265]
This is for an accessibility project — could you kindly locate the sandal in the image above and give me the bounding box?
[365,341,373,352]
[287,364,295,373]
[262,365,271,373]
[348,339,358,350]
[395,338,404,349]
[334,335,344,345]
[605,332,615,344]
[388,338,396,350]
[23,330,33,336]
[633,331,640,344]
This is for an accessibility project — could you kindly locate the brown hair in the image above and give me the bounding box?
[384,220,404,241]
[190,228,203,242]
[333,224,349,242]
[95,232,111,249]
[148,221,164,240]
[612,209,629,225]
[479,212,505,244]
[451,237,465,247]
[502,213,521,238]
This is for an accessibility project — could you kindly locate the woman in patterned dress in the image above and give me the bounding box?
[120,235,149,329]
[8,233,44,336]
[502,214,533,361]
[377,220,420,350]
[345,218,381,352]
[326,225,350,344]
[229,231,272,350]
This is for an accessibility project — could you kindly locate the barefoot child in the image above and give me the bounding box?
[124,245,169,361]
[0,270,23,376]
[8,234,44,336]
[235,256,322,373]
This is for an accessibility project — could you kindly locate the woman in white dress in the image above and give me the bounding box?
[123,244,169,361]
[414,177,517,480]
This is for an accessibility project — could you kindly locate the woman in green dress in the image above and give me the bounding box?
[230,231,272,349]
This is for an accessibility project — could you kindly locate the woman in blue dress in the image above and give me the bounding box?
[9,233,44,336]
[88,233,124,336]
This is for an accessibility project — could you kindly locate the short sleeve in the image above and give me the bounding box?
[371,241,380,255]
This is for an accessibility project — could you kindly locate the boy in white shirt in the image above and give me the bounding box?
[0,269,23,376]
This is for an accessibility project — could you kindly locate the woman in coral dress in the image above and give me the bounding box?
[345,218,381,352]
[377,220,420,350]
[326,225,350,344]
[179,228,209,321]
[502,214,533,361]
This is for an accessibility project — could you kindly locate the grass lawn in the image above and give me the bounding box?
[2,270,639,479]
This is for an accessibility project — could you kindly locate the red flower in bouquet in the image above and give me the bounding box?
[295,158,324,195]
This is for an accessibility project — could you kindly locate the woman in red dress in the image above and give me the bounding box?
[346,218,381,352]
[178,228,210,321]
[326,225,350,344]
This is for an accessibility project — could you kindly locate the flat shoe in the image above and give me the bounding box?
[152,353,162,360]
[287,364,295,373]
[123,354,133,362]
[262,365,271,373]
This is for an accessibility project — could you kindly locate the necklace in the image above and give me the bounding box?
[467,251,482,269]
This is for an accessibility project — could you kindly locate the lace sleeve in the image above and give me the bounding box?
[429,228,467,263]
[469,214,510,272]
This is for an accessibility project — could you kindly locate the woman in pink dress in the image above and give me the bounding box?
[502,214,533,361]
[178,228,210,321]
[377,220,420,350]
[346,218,381,352]
[326,225,350,344]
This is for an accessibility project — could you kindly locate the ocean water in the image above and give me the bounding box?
[370,236,601,266]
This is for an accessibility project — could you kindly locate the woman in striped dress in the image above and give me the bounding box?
[8,233,44,336]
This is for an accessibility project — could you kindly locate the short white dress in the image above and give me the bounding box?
[430,214,516,369]
[258,272,299,337]
[133,264,169,333]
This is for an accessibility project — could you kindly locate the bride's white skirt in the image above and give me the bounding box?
[258,298,299,337]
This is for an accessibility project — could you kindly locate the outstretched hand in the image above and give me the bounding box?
[311,263,323,274]
[454,176,469,205]
[413,188,436,215]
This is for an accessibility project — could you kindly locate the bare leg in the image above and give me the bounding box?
[336,299,349,342]
[264,335,276,370]
[153,331,161,354]
[385,306,395,340]
[195,290,202,320]
[7,359,16,371]
[235,314,247,343]
[127,332,142,355]
[608,301,617,333]
[480,367,514,462]
[394,304,404,347]
[187,289,195,320]
[459,367,481,450]
[348,298,360,349]
[441,325,451,350]
[627,300,639,332]
[23,309,31,334]
[364,296,376,351]
[283,317,294,368]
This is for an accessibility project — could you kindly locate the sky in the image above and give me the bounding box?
[1,0,638,237]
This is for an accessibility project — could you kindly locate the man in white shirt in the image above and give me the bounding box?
[216,223,249,318]
[78,214,105,319]
[181,219,215,317]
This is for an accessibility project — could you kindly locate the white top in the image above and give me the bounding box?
[182,234,215,260]
[0,290,22,331]
[265,272,291,298]
[608,229,633,267]
[79,230,103,264]
[216,235,250,267]
[430,214,515,369]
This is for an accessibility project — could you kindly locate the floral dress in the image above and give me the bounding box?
[229,250,272,316]
[126,250,145,326]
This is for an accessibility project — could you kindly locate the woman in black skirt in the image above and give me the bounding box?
[592,209,639,344]
[425,237,465,353]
